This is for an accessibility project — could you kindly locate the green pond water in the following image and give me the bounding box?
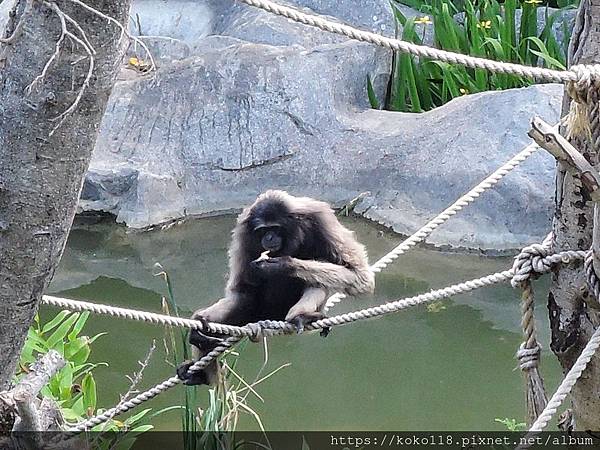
[45,216,562,431]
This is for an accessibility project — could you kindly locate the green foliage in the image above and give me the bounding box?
[155,262,202,449]
[19,311,161,449]
[18,311,107,422]
[372,0,574,112]
[495,417,527,431]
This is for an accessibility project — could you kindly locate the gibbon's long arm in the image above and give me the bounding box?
[193,292,256,326]
[287,257,375,296]
[285,287,328,322]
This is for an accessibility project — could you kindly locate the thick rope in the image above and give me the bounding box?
[42,295,250,337]
[43,251,586,337]
[326,140,543,309]
[234,0,600,85]
[511,234,554,425]
[370,143,541,273]
[519,249,600,435]
[528,325,600,432]
[517,69,600,436]
[68,336,242,431]
[56,249,586,430]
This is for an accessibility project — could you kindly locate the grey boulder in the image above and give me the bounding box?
[78,0,565,251]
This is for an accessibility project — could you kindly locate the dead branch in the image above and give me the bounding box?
[50,28,94,135]
[61,10,96,55]
[0,351,66,449]
[11,351,65,407]
[17,0,154,136]
[64,0,156,71]
[0,0,34,44]
[25,1,68,95]
[529,116,600,202]
[95,341,156,434]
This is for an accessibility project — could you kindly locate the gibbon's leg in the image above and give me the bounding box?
[256,257,375,296]
[285,287,329,334]
[177,294,255,386]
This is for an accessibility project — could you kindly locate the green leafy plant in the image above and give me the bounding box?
[18,311,107,422]
[370,0,574,112]
[18,311,164,450]
[495,417,527,431]
[155,263,290,450]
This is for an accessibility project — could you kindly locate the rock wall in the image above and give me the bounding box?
[2,0,566,251]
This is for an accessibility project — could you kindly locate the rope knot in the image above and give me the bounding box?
[584,249,600,303]
[245,322,267,342]
[511,242,551,288]
[517,342,541,371]
[568,64,600,104]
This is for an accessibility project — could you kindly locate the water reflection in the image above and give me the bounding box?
[46,216,562,430]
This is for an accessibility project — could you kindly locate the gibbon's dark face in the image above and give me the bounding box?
[248,198,301,257]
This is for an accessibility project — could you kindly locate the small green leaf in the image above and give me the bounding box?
[58,363,74,400]
[46,313,80,349]
[124,408,152,425]
[366,74,381,109]
[61,408,83,421]
[69,344,91,366]
[41,311,72,334]
[81,373,97,412]
[68,311,90,341]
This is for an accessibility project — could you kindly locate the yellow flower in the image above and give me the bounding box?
[414,15,433,25]
[477,20,492,29]
[128,56,151,72]
[525,0,543,4]
[459,88,469,95]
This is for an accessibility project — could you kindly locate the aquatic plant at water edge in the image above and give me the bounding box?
[156,263,290,450]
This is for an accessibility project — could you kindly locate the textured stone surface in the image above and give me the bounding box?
[1,0,563,251]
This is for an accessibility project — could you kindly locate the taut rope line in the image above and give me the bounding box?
[48,249,587,431]
[326,139,544,309]
[42,248,585,339]
[234,0,600,84]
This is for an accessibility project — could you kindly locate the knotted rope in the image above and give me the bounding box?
[584,249,600,300]
[518,63,600,436]
[511,234,554,425]
[524,249,600,433]
[59,247,588,431]
[565,65,600,145]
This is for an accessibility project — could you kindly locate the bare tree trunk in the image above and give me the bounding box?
[0,0,131,389]
[549,0,600,430]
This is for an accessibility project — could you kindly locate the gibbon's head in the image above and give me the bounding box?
[243,190,309,257]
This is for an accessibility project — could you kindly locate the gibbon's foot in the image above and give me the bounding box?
[287,311,325,334]
[189,316,224,348]
[176,360,211,386]
[189,328,224,348]
[252,256,294,278]
[320,327,331,338]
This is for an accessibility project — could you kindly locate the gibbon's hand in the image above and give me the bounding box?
[251,256,294,278]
